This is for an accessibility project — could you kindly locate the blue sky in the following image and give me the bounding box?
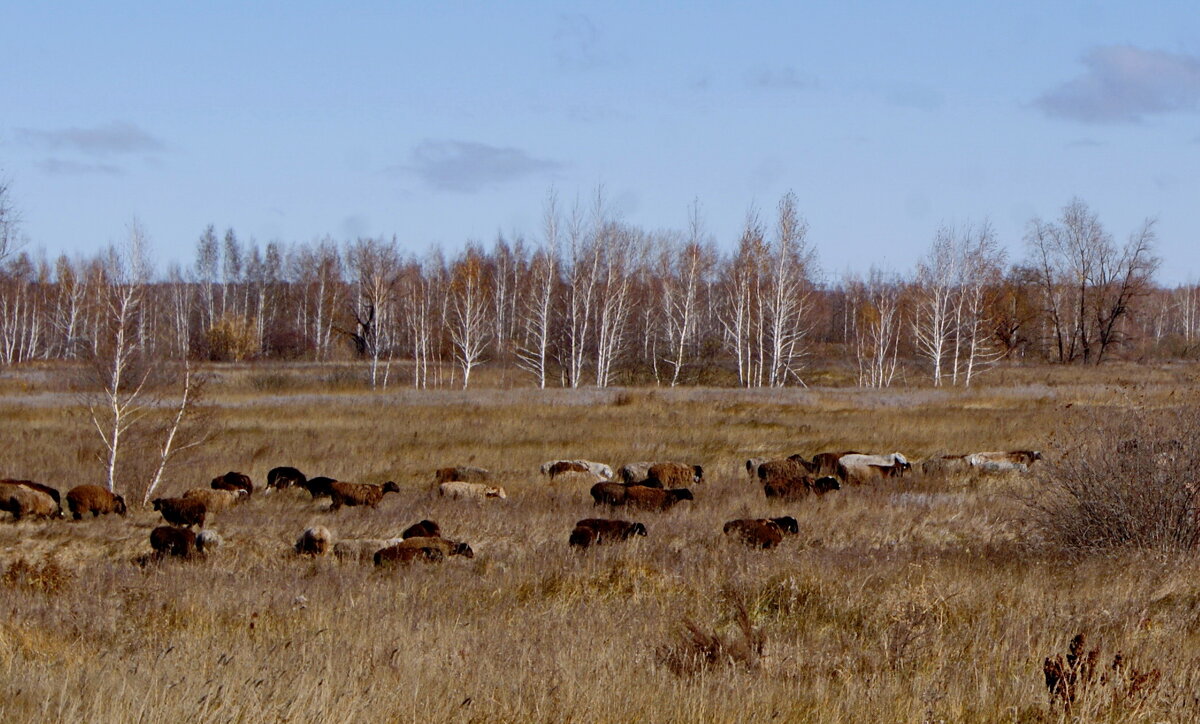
[3,2,1199,281]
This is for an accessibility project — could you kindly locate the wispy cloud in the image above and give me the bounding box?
[16,121,164,155]
[745,66,817,91]
[554,14,603,71]
[1033,45,1200,123]
[36,158,122,176]
[400,140,562,193]
[1066,138,1104,148]
[884,84,944,111]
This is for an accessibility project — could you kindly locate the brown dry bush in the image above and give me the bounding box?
[1043,632,1161,718]
[1025,405,1200,552]
[2,558,73,595]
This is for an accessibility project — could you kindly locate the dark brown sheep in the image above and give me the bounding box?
[374,544,444,566]
[152,497,207,528]
[590,482,629,506]
[723,517,799,548]
[401,519,441,539]
[0,485,60,521]
[570,518,647,547]
[624,486,694,511]
[295,525,333,556]
[785,454,819,473]
[434,466,491,484]
[149,526,203,559]
[647,463,703,488]
[65,484,127,520]
[394,536,474,558]
[267,466,307,490]
[301,476,338,500]
[211,471,254,496]
[328,481,401,510]
[764,475,840,499]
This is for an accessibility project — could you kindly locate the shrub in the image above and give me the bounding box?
[205,315,258,362]
[1025,406,1200,551]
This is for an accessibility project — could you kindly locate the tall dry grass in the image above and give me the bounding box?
[0,362,1195,722]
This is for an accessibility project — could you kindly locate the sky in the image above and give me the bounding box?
[2,2,1199,282]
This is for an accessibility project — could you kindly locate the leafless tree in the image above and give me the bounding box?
[516,190,561,388]
[449,245,491,388]
[847,270,902,388]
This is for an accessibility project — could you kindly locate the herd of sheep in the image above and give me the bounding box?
[0,448,1042,565]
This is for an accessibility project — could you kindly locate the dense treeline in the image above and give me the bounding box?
[0,189,1191,388]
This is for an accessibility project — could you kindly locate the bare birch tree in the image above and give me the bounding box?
[449,246,491,388]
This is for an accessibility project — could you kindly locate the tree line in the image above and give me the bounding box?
[0,187,1189,389]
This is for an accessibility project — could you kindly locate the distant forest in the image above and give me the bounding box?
[0,185,1192,388]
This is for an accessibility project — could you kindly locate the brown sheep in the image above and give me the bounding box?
[0,479,62,508]
[65,484,127,520]
[401,519,441,539]
[757,458,810,486]
[624,486,694,511]
[328,481,401,510]
[295,525,333,556]
[434,466,491,484]
[0,485,60,521]
[267,466,307,490]
[374,544,444,566]
[301,476,338,500]
[152,497,207,528]
[182,487,247,513]
[393,536,474,558]
[211,471,254,496]
[570,518,647,547]
[590,482,629,506]
[723,517,799,549]
[150,526,196,558]
[333,538,406,561]
[647,463,703,488]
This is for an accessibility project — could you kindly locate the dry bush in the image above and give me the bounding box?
[205,315,258,362]
[1025,405,1200,552]
[1043,632,1161,718]
[1,558,73,595]
[656,590,765,677]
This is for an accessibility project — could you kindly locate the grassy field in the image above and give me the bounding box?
[0,361,1197,722]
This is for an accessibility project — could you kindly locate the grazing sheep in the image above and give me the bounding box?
[837,453,911,484]
[569,518,647,547]
[301,476,338,500]
[434,466,491,484]
[647,463,703,488]
[374,544,444,566]
[182,487,247,513]
[0,485,60,521]
[295,525,333,556]
[152,497,207,528]
[329,481,401,510]
[393,536,474,558]
[267,466,307,490]
[539,460,613,480]
[568,525,597,548]
[65,484,127,520]
[400,519,441,539]
[150,526,197,558]
[549,461,590,478]
[919,455,971,477]
[437,481,507,501]
[0,479,62,508]
[723,517,800,549]
[590,482,629,506]
[624,486,693,511]
[785,454,819,474]
[764,475,840,500]
[211,471,254,496]
[333,537,406,562]
[757,458,811,486]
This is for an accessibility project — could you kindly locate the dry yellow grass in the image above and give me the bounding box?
[0,361,1195,722]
